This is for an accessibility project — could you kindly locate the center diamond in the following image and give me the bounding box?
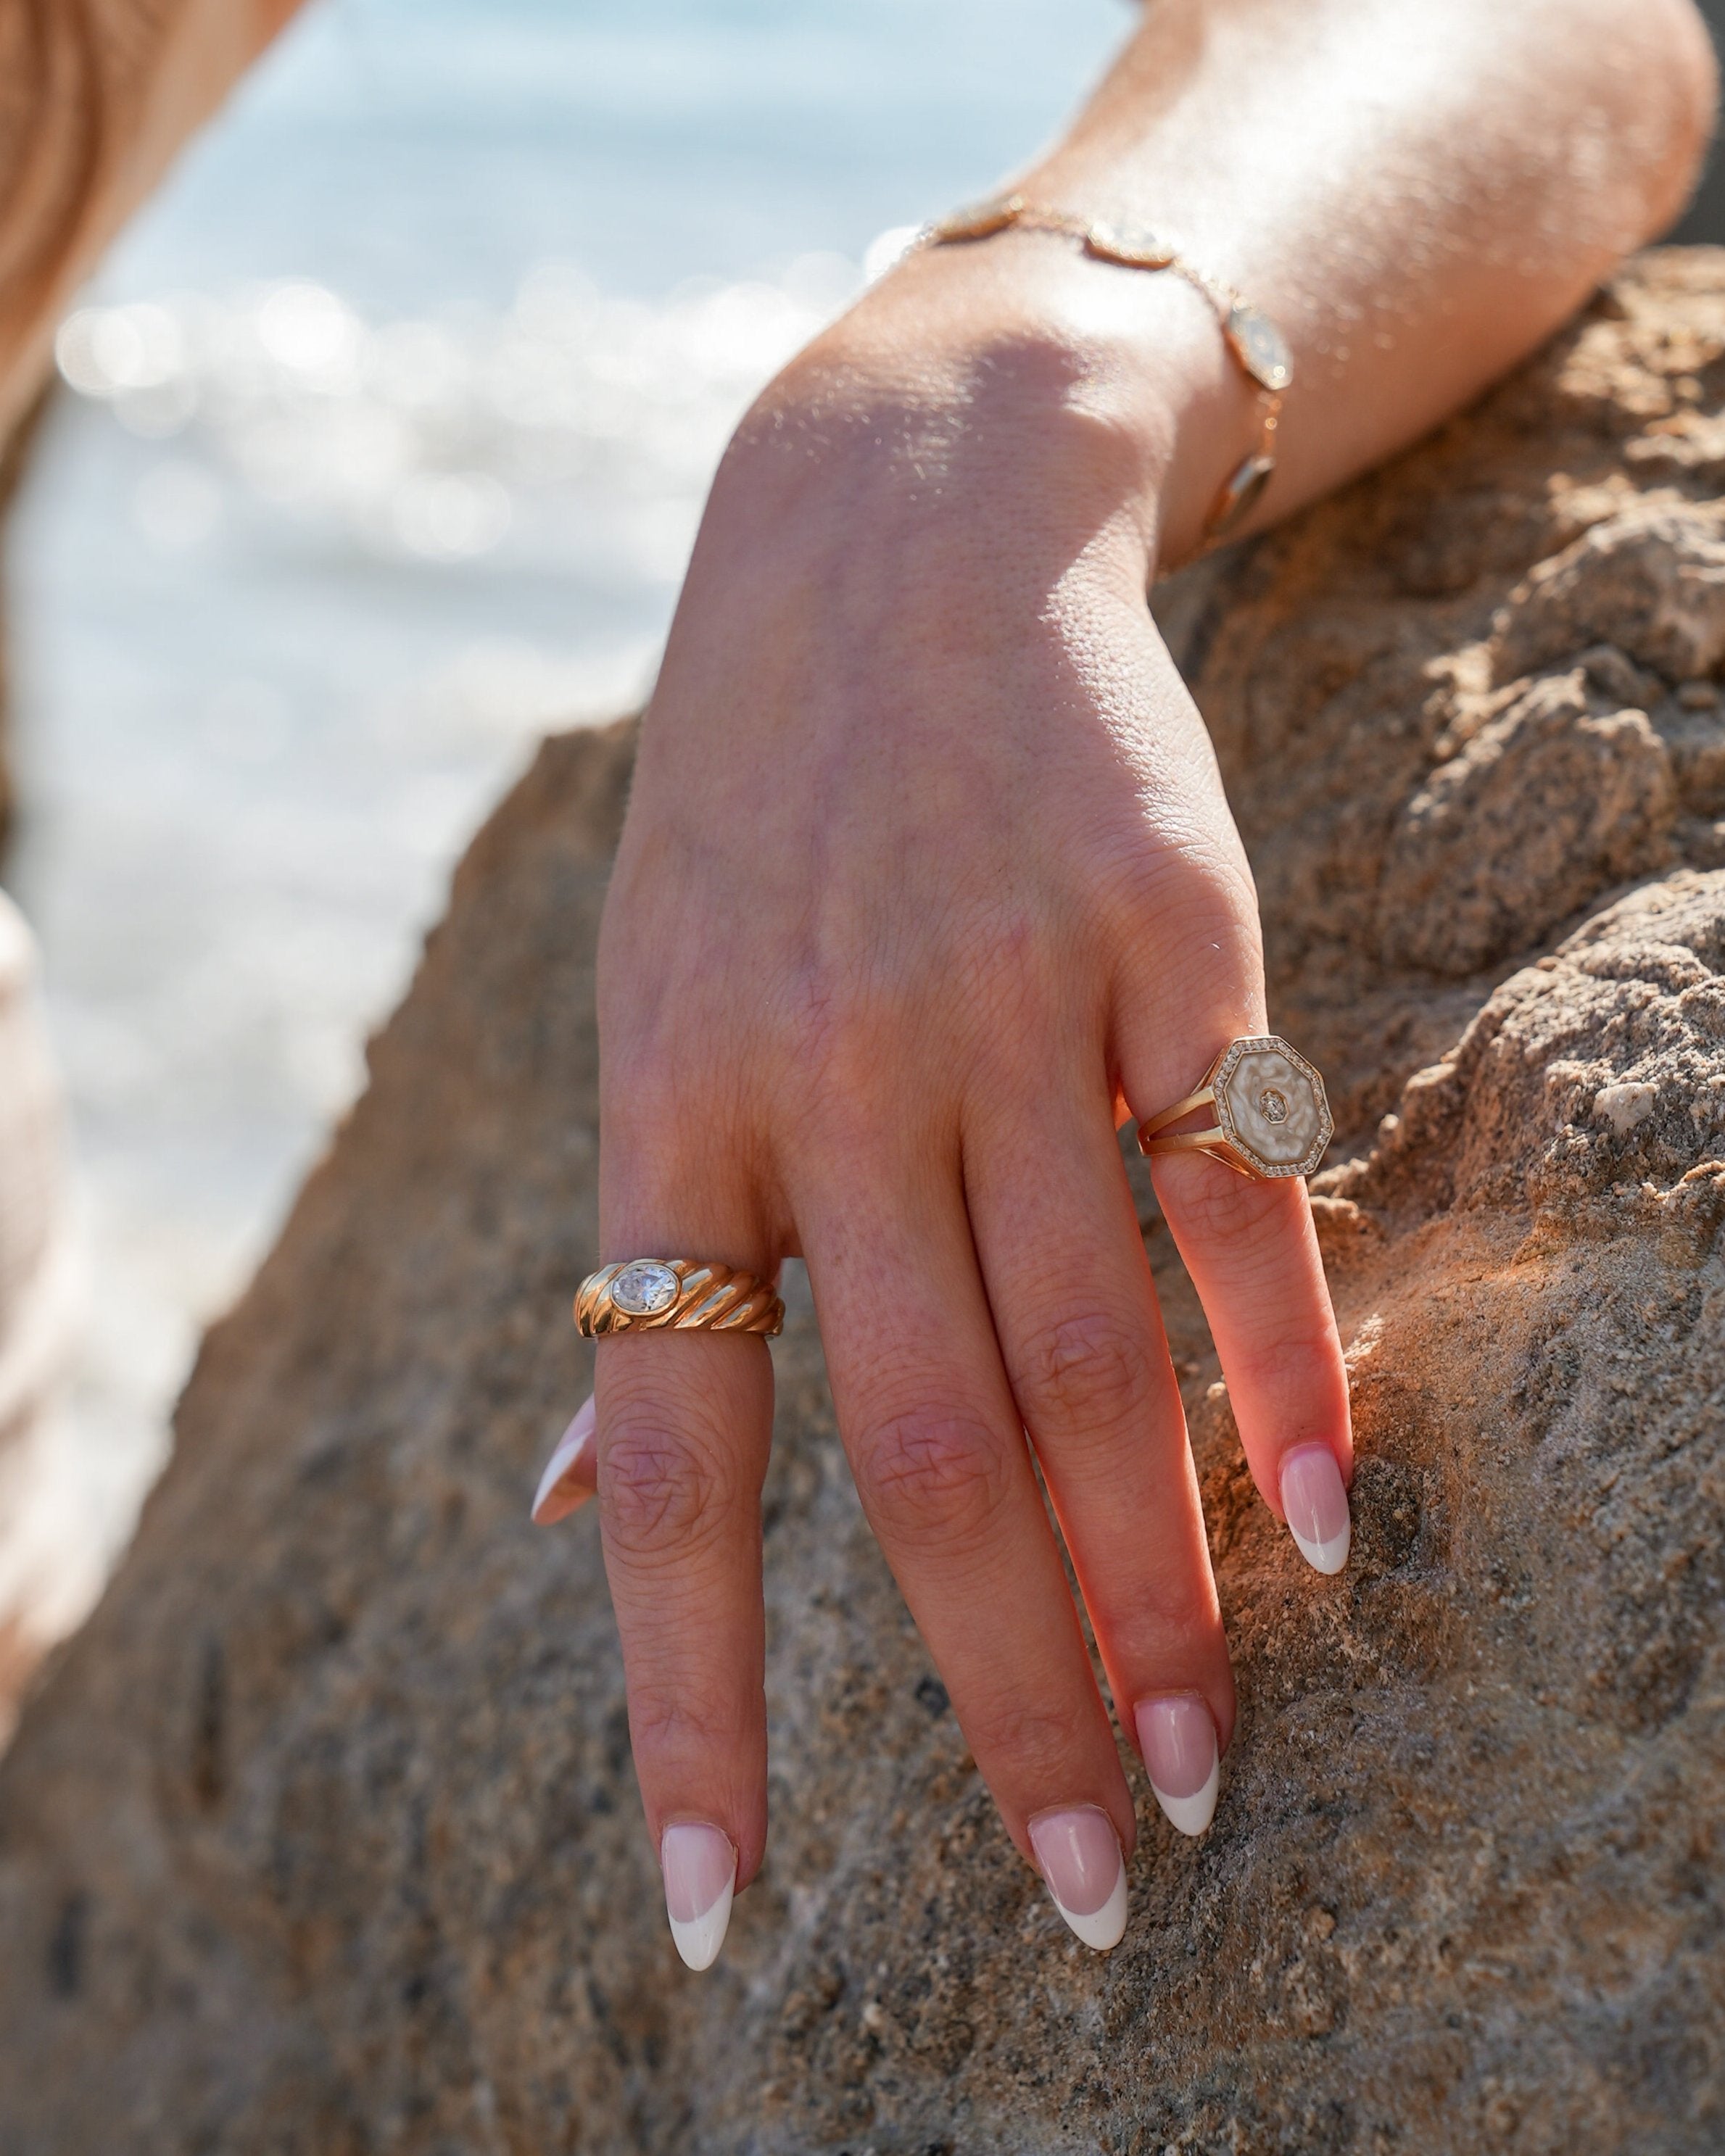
[611,1260,680,1317]
[1259,1088,1289,1124]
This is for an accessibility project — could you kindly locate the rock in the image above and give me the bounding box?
[0,250,1724,2153]
[1492,502,1725,684]
[0,893,78,1736]
[1378,667,1675,976]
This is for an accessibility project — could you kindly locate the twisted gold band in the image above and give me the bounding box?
[575,1259,784,1338]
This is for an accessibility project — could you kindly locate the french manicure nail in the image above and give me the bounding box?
[1027,1805,1128,1952]
[1280,1442,1351,1575]
[661,1821,737,1971]
[530,1397,597,1525]
[1135,1694,1220,1836]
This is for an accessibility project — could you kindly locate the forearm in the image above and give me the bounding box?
[0,0,304,436]
[1030,0,1716,541]
[774,0,1716,575]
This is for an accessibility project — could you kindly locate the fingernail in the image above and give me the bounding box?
[1280,1442,1351,1575]
[530,1397,597,1525]
[1027,1805,1128,1952]
[1135,1694,1220,1837]
[660,1821,737,1971]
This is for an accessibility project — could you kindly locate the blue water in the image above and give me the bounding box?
[4,0,1125,1597]
[115,0,1125,302]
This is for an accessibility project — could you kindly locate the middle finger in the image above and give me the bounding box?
[966,1064,1234,1838]
[795,1134,1138,1950]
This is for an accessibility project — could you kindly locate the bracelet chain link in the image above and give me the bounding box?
[917,194,1292,549]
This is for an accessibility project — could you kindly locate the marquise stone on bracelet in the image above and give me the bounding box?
[575,1259,785,1338]
[1137,1035,1333,1182]
[919,193,1292,544]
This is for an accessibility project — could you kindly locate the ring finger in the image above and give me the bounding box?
[1119,1011,1354,1575]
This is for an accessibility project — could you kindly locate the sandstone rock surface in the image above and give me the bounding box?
[1,252,1724,2154]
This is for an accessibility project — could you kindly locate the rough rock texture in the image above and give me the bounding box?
[1,251,1724,2154]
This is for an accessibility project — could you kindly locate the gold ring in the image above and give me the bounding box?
[575,1259,784,1338]
[1137,1035,1333,1181]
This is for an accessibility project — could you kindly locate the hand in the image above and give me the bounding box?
[553,237,1354,1961]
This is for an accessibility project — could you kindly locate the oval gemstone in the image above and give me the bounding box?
[611,1260,680,1317]
[1225,302,1294,392]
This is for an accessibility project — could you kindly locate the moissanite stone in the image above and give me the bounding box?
[611,1260,680,1317]
[1213,1037,1331,1177]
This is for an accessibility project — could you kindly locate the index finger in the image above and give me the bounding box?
[595,1324,775,1968]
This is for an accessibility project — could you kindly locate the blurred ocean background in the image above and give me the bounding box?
[1,0,1124,1619]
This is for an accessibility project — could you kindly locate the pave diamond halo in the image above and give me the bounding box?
[1135,1032,1332,1182]
[610,1259,681,1317]
[1212,1037,1331,1177]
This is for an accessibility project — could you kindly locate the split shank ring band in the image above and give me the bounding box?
[575,1258,785,1338]
[1137,1034,1333,1182]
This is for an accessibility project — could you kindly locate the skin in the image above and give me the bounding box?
[582,0,1716,1912]
[0,0,1713,1939]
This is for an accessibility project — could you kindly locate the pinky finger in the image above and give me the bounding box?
[531,1396,597,1523]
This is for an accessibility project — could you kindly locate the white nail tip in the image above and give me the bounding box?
[1048,1856,1128,1952]
[529,1444,580,1523]
[667,1873,734,1971]
[531,1404,597,1525]
[1289,1519,1352,1575]
[1151,1757,1220,1837]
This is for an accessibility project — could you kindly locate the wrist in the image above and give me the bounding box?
[726,230,1260,582]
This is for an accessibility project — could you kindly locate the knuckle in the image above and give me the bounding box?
[853,1407,1019,1554]
[959,1694,1093,1784]
[780,966,914,1121]
[1103,845,1262,1005]
[1101,826,1256,934]
[1241,1327,1342,1416]
[599,1053,685,1146]
[601,1419,730,1558]
[1159,1157,1283,1251]
[777,971,895,1131]
[625,1679,735,1761]
[785,954,874,1042]
[1012,1306,1154,1437]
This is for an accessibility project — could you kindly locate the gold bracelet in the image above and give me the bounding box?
[917,194,1291,548]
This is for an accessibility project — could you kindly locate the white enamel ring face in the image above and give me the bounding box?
[1212,1036,1332,1177]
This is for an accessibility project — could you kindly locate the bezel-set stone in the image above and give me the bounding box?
[1211,450,1275,535]
[1224,302,1294,393]
[1085,218,1176,269]
[929,193,1025,244]
[610,1259,681,1318]
[1212,1036,1331,1177]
